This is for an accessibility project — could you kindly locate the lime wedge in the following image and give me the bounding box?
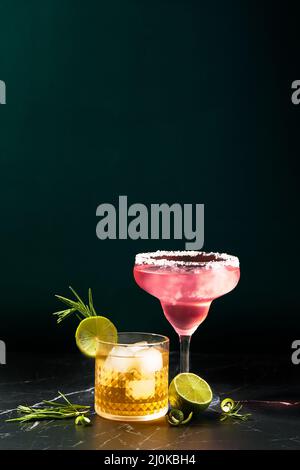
[75,316,117,358]
[169,373,213,415]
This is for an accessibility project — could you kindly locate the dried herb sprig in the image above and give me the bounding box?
[6,391,91,426]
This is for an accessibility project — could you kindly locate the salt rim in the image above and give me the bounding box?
[135,251,239,268]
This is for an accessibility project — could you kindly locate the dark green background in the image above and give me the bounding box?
[0,1,298,354]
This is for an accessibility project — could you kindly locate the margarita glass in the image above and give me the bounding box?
[134,251,240,373]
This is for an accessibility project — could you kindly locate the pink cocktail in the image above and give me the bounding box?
[134,251,240,372]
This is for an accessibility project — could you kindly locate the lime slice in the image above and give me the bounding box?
[169,373,213,415]
[75,316,117,357]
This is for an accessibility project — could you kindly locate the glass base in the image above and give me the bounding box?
[96,406,168,422]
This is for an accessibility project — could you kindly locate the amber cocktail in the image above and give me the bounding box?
[95,332,169,421]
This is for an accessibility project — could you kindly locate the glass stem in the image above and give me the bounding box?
[179,335,191,373]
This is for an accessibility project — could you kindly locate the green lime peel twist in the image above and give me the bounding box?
[220,398,251,422]
[167,409,193,426]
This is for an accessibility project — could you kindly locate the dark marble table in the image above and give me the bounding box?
[0,353,299,450]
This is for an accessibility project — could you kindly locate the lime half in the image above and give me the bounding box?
[169,373,213,415]
[75,316,117,357]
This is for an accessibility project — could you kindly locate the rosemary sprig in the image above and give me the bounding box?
[6,391,91,426]
[220,398,251,422]
[53,286,97,323]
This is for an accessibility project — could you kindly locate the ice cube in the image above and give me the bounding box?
[104,346,136,373]
[134,347,163,374]
[129,341,148,353]
[104,344,163,375]
[126,379,156,400]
